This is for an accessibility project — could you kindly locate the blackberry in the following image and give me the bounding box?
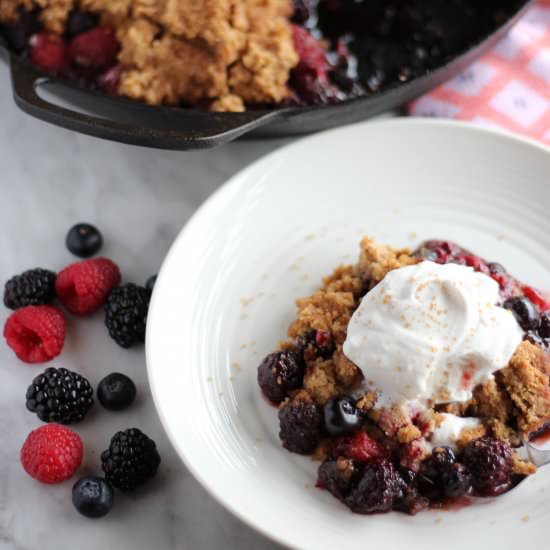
[104,284,150,348]
[441,463,472,498]
[278,396,322,455]
[145,275,157,294]
[323,396,363,437]
[4,268,56,310]
[101,428,161,491]
[463,437,512,496]
[394,469,429,516]
[257,350,304,404]
[344,459,401,514]
[66,11,99,37]
[72,476,114,518]
[317,458,356,500]
[296,329,335,362]
[538,313,550,339]
[504,297,540,332]
[65,223,103,258]
[26,367,94,424]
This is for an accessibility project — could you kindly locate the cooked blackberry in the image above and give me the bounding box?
[394,469,429,516]
[101,428,161,491]
[104,284,150,348]
[66,11,99,37]
[344,459,401,514]
[317,458,356,500]
[278,395,322,455]
[441,463,472,498]
[420,446,456,480]
[463,437,512,496]
[257,350,304,404]
[26,367,94,424]
[4,268,56,310]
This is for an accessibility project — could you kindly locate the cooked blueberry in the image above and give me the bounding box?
[66,11,99,37]
[420,446,455,480]
[257,350,304,404]
[97,373,136,411]
[323,396,363,437]
[1,9,39,52]
[344,459,401,514]
[504,297,540,331]
[66,223,103,258]
[72,476,114,518]
[463,437,512,496]
[441,463,472,498]
[278,396,321,455]
[394,468,429,515]
[539,313,550,339]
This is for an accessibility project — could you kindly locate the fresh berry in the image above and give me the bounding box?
[104,283,150,348]
[344,431,387,463]
[441,462,472,498]
[101,428,161,491]
[257,350,304,404]
[98,63,121,96]
[20,424,83,483]
[317,457,356,500]
[69,27,119,69]
[4,268,56,310]
[420,446,456,480]
[323,396,363,437]
[4,305,65,363]
[296,329,335,362]
[278,397,322,455]
[1,9,40,52]
[72,476,114,518]
[344,459,401,514]
[56,257,121,315]
[30,31,69,74]
[503,297,540,331]
[145,275,157,294]
[66,10,99,37]
[463,437,512,496]
[522,286,550,313]
[65,223,103,258]
[26,367,94,424]
[97,372,136,411]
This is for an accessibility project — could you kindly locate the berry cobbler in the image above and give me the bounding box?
[258,238,550,515]
[0,0,525,111]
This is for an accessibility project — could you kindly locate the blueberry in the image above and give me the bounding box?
[421,446,455,480]
[441,463,472,498]
[539,313,550,339]
[72,476,114,518]
[1,10,40,52]
[146,275,158,293]
[97,373,136,411]
[323,396,363,437]
[503,297,540,331]
[66,223,103,258]
[66,11,99,37]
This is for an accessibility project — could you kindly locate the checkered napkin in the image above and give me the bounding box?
[409,0,550,145]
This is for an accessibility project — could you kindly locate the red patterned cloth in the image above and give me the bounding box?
[409,1,550,144]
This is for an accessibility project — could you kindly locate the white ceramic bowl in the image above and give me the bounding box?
[146,119,550,550]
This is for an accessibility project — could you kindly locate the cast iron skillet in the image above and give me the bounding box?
[0,1,534,150]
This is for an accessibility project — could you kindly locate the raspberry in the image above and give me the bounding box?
[344,431,388,463]
[55,258,121,315]
[4,305,65,363]
[98,64,122,96]
[69,27,120,69]
[30,31,69,75]
[21,424,83,484]
[522,286,550,313]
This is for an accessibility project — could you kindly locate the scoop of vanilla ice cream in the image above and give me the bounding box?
[343,261,523,407]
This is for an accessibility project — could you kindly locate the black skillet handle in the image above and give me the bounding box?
[9,55,284,150]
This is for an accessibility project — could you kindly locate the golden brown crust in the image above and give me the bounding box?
[1,0,298,111]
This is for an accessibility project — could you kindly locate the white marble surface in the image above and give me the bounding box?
[0,62,291,550]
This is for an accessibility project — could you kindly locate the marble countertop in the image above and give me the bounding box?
[0,63,289,550]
